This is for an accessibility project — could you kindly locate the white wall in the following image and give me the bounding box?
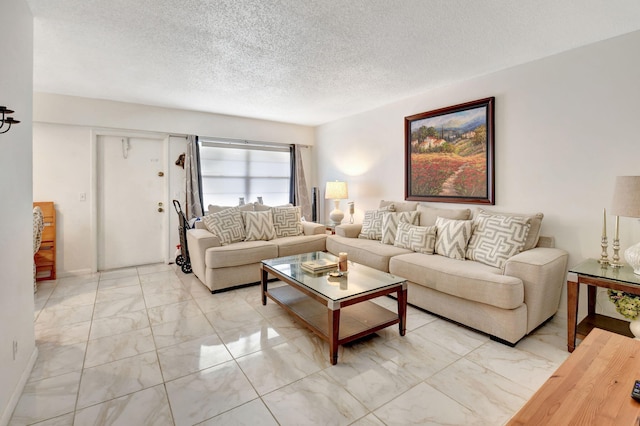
[33,95,315,275]
[0,1,35,424]
[316,30,640,319]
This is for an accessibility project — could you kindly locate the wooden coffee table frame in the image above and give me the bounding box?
[261,264,407,365]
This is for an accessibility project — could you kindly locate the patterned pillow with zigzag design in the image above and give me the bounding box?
[242,211,276,241]
[466,212,531,268]
[435,217,473,260]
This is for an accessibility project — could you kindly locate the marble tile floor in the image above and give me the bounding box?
[10,264,570,425]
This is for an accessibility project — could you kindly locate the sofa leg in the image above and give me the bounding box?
[490,335,517,347]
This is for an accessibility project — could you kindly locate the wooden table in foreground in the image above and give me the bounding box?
[567,259,640,352]
[261,252,407,365]
[507,328,640,425]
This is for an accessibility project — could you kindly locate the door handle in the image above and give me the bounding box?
[158,207,164,212]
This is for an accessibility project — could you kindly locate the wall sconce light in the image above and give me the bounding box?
[0,106,20,134]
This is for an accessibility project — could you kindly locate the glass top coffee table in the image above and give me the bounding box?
[261,251,407,365]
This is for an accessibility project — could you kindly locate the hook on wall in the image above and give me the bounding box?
[0,106,20,134]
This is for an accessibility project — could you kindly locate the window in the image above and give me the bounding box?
[199,141,291,208]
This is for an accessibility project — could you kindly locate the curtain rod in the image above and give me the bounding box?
[170,133,309,148]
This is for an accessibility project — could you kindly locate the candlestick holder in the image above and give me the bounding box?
[598,235,609,266]
[611,237,623,268]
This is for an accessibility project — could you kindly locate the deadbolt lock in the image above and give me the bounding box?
[158,171,164,177]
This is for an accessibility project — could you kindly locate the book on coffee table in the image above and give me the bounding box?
[301,259,338,273]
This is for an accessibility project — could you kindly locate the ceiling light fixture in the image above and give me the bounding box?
[0,106,20,134]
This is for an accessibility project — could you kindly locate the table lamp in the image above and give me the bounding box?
[610,176,640,274]
[325,181,348,225]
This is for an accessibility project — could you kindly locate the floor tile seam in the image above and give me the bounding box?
[71,282,104,415]
[25,361,85,387]
[461,351,542,394]
[159,382,178,426]
[422,374,501,422]
[73,382,170,418]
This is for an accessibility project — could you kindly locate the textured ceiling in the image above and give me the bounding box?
[27,0,640,126]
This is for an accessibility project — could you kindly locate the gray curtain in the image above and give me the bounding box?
[185,135,204,219]
[291,144,312,220]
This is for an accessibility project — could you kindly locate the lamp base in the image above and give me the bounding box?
[329,199,344,225]
[329,209,344,225]
[625,241,640,275]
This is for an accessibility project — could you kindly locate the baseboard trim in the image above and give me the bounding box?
[56,268,93,278]
[0,346,38,426]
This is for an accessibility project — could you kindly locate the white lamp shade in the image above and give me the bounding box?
[611,176,640,218]
[325,181,348,200]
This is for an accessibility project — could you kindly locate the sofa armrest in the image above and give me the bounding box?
[186,229,221,282]
[335,224,362,238]
[303,222,326,235]
[504,247,569,333]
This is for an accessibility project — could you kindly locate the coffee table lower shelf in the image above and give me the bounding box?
[266,285,399,357]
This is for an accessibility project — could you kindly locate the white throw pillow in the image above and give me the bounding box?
[435,217,472,260]
[394,222,436,254]
[466,212,531,268]
[202,207,246,245]
[272,206,303,237]
[242,211,276,241]
[381,211,420,245]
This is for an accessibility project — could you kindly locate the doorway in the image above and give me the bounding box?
[96,135,167,270]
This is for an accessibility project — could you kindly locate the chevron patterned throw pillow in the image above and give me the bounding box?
[394,222,436,254]
[435,217,473,260]
[242,211,276,241]
[466,212,531,268]
[202,207,246,245]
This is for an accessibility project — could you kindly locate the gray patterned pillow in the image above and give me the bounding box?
[358,206,395,240]
[435,217,473,260]
[272,206,303,237]
[466,212,531,268]
[394,222,436,254]
[381,211,420,245]
[202,207,246,245]
[242,211,276,241]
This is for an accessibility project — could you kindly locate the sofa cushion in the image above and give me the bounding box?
[389,253,524,310]
[379,200,418,212]
[435,217,472,260]
[272,206,303,237]
[394,222,436,254]
[273,234,327,257]
[205,240,278,268]
[327,234,412,272]
[242,210,276,241]
[418,205,471,227]
[475,208,543,251]
[381,211,420,245]
[202,207,246,245]
[466,212,531,269]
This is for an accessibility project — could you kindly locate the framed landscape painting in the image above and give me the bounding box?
[404,97,495,204]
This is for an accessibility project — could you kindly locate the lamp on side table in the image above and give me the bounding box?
[325,181,348,225]
[611,176,640,274]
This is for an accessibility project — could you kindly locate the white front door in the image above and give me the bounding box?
[97,135,166,270]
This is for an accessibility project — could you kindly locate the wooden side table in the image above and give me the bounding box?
[567,259,640,352]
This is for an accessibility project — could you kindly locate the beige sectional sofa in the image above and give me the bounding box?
[187,203,327,292]
[326,201,568,345]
